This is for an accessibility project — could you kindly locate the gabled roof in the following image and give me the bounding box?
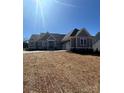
[40,32,50,40]
[37,32,65,41]
[76,28,91,37]
[40,33,46,37]
[62,28,91,41]
[51,33,65,41]
[70,28,79,36]
[29,34,40,42]
[62,28,79,41]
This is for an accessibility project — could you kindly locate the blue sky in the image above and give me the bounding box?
[23,0,100,39]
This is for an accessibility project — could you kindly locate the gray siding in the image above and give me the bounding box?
[63,37,93,50]
[77,38,80,47]
[76,37,93,48]
[29,41,37,49]
[93,40,100,52]
[55,41,62,49]
[63,41,71,50]
[70,38,76,47]
[38,40,63,50]
[37,41,43,49]
[43,41,47,49]
[37,40,48,49]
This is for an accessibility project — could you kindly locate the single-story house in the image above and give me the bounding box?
[28,32,65,50]
[62,28,95,51]
[28,28,100,52]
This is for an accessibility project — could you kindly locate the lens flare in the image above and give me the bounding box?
[54,0,78,8]
[34,0,46,31]
[34,0,78,31]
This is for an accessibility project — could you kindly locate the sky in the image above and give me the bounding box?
[23,0,100,39]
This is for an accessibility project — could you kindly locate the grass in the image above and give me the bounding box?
[24,51,100,93]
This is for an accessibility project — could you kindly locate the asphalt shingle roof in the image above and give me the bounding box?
[29,34,40,42]
[76,28,91,36]
[31,32,65,41]
[62,28,79,41]
[62,28,91,41]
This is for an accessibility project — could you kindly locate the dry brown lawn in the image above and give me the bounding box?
[24,51,100,93]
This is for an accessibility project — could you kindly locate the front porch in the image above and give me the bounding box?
[47,40,56,50]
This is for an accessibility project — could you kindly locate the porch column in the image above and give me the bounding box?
[47,40,48,49]
[76,37,77,48]
[86,38,88,48]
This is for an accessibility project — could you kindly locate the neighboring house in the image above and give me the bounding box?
[93,32,100,52]
[29,32,65,50]
[62,28,95,50]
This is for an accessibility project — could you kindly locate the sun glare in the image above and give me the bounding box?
[33,0,47,30]
[33,0,78,31]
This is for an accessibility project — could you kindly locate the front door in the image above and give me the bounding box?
[48,41,55,50]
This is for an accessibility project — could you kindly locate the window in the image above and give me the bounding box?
[84,39,86,45]
[81,39,83,44]
[80,38,83,45]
